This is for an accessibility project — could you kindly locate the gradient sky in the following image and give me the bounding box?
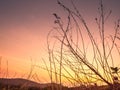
[0,0,120,83]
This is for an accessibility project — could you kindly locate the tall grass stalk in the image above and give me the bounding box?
[45,0,120,89]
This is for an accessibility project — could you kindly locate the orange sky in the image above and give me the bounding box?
[0,0,120,84]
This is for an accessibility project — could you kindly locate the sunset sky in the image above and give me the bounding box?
[0,0,120,84]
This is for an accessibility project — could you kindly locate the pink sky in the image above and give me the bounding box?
[0,0,120,83]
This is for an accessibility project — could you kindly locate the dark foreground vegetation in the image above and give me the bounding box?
[1,78,120,90]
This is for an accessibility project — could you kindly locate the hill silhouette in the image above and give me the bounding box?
[0,78,68,90]
[0,78,118,90]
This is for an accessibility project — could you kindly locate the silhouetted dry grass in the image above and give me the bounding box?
[44,0,120,90]
[0,0,120,90]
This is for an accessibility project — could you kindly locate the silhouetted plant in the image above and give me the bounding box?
[45,0,120,89]
[111,67,120,74]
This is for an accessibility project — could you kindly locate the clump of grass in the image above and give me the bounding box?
[45,0,120,90]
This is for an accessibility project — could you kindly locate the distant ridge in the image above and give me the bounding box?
[0,78,109,90]
[0,78,68,89]
[0,78,47,88]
